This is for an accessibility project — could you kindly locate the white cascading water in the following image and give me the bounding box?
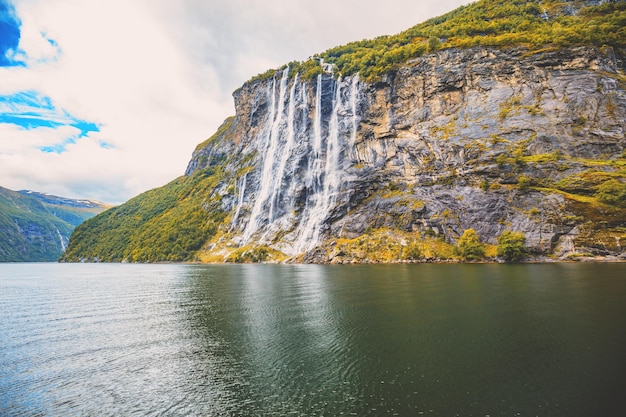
[349,74,360,149]
[312,73,324,170]
[294,74,357,253]
[306,76,342,251]
[242,67,290,241]
[231,172,247,229]
[240,68,361,254]
[269,73,300,221]
[299,74,324,212]
[56,227,67,252]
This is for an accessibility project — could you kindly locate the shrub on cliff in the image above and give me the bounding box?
[403,241,423,261]
[596,179,626,207]
[226,246,270,263]
[455,228,486,261]
[497,231,527,262]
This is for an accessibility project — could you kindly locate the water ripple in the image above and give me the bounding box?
[2,263,626,416]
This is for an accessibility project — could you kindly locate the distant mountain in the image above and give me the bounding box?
[0,186,110,262]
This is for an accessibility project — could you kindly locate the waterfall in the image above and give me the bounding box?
[293,75,324,252]
[56,227,67,252]
[309,76,344,248]
[350,74,360,148]
[294,75,346,253]
[313,74,323,160]
[240,68,361,254]
[231,172,247,229]
[269,73,300,221]
[242,67,290,241]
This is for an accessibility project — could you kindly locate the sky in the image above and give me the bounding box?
[0,0,472,204]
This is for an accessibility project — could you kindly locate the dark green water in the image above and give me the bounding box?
[1,263,625,416]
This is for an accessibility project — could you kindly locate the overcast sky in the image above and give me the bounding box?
[1,0,472,204]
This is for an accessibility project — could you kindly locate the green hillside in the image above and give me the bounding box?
[0,187,109,262]
[62,167,228,262]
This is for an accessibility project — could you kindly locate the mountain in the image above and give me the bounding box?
[0,187,110,262]
[62,0,626,263]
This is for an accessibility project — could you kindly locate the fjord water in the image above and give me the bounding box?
[2,264,625,416]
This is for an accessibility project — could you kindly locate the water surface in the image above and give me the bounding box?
[1,263,625,416]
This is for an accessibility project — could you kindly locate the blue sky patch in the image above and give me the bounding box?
[45,36,58,48]
[99,141,115,150]
[0,0,22,66]
[0,2,59,66]
[39,139,76,154]
[0,90,101,153]
[0,90,55,112]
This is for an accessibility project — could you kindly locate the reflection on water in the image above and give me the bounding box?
[1,263,626,416]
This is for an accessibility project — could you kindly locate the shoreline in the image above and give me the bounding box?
[50,255,626,265]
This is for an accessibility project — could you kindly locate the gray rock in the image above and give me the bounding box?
[186,46,626,262]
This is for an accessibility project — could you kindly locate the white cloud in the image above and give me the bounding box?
[1,0,471,204]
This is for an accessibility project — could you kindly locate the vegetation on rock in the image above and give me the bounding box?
[455,229,487,261]
[596,179,626,207]
[497,231,527,262]
[249,0,626,83]
[62,168,228,263]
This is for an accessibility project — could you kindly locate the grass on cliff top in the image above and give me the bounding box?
[248,0,626,83]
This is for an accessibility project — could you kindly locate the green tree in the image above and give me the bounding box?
[497,230,527,262]
[456,228,485,261]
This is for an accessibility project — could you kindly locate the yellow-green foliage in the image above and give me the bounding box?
[498,95,544,119]
[225,245,287,263]
[455,228,486,261]
[62,168,228,262]
[522,151,563,164]
[334,229,419,263]
[499,96,523,119]
[574,225,626,254]
[555,171,617,194]
[596,179,626,207]
[332,228,459,262]
[517,175,532,189]
[248,0,626,83]
[536,187,599,204]
[497,230,527,262]
[423,236,458,260]
[566,182,626,252]
[380,183,405,199]
[526,154,626,207]
[247,68,280,84]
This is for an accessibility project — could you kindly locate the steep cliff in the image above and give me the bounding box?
[185,45,626,262]
[62,1,626,263]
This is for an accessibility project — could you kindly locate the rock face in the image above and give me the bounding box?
[186,45,626,262]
